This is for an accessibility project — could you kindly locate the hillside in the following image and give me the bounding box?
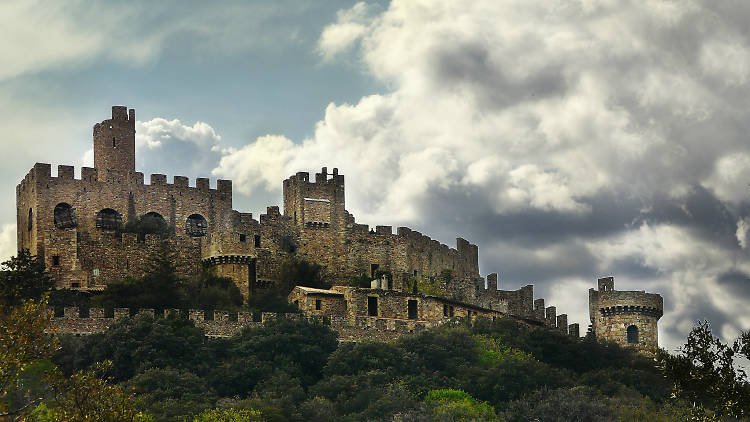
[49,313,683,421]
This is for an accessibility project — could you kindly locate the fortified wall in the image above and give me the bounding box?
[18,106,582,340]
[589,277,663,352]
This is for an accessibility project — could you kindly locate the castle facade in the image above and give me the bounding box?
[16,106,662,351]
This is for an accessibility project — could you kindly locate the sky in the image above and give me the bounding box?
[3,0,750,353]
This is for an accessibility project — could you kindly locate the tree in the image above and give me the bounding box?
[94,242,186,310]
[423,389,502,422]
[247,258,329,313]
[124,367,217,422]
[32,362,154,422]
[0,249,54,307]
[657,320,750,419]
[1,298,151,421]
[185,269,244,311]
[192,408,264,422]
[0,298,58,418]
[71,313,209,382]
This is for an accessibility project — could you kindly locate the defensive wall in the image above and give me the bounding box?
[18,106,582,338]
[589,277,663,352]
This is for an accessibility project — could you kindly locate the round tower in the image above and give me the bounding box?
[93,106,136,181]
[588,276,663,353]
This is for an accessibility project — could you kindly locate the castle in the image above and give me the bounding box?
[17,106,662,351]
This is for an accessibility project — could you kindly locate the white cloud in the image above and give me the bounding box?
[0,1,320,81]
[587,222,750,350]
[703,152,750,205]
[136,118,222,150]
[0,223,16,263]
[318,2,376,61]
[213,135,296,195]
[210,0,750,349]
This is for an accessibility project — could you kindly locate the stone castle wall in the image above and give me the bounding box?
[589,277,663,352]
[17,106,582,337]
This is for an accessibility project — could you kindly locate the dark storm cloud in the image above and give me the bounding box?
[212,0,750,351]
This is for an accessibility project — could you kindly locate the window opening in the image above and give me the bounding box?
[408,300,418,320]
[28,208,33,231]
[254,235,261,248]
[368,296,378,316]
[96,208,121,230]
[186,214,208,237]
[240,234,246,242]
[52,255,60,266]
[315,299,322,310]
[371,263,379,277]
[54,203,77,229]
[443,304,449,317]
[627,325,639,344]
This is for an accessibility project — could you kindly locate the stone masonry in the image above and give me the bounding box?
[589,276,663,352]
[15,105,651,342]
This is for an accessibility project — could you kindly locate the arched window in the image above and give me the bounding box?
[627,325,639,344]
[186,214,208,237]
[54,203,77,229]
[144,211,164,221]
[96,208,122,230]
[27,208,33,231]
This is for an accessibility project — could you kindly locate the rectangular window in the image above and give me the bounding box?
[52,255,60,266]
[408,300,418,320]
[71,282,80,288]
[315,299,322,310]
[449,306,454,317]
[368,296,378,316]
[254,235,261,248]
[370,263,379,277]
[239,234,246,242]
[443,304,449,317]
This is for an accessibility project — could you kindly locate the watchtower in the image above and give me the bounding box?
[282,167,346,231]
[93,106,136,181]
[589,276,663,353]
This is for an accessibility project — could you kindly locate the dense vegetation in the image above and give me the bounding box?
[3,249,750,421]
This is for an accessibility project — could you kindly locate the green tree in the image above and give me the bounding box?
[94,242,186,310]
[72,313,208,382]
[232,317,338,388]
[124,368,217,422]
[424,389,502,422]
[0,249,54,307]
[0,298,58,418]
[192,408,263,422]
[121,213,174,241]
[246,258,329,313]
[32,362,154,422]
[657,320,750,419]
[185,269,244,311]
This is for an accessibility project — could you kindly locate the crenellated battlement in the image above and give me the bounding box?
[589,276,663,352]
[475,275,576,335]
[17,105,589,340]
[18,163,232,196]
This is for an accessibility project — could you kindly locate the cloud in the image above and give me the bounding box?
[0,0,324,81]
[212,0,750,350]
[136,118,222,150]
[213,135,296,194]
[0,223,16,263]
[318,2,377,61]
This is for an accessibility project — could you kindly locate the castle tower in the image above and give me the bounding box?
[589,276,663,353]
[93,106,136,181]
[282,167,346,231]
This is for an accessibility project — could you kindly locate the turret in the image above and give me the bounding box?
[589,276,663,353]
[93,106,136,181]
